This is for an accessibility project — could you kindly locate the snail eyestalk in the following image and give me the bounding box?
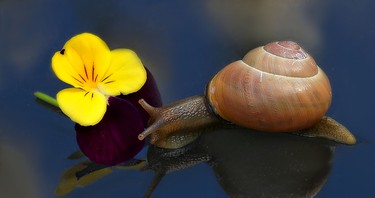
[138,119,163,143]
[138,96,221,148]
[138,99,163,142]
[138,98,160,118]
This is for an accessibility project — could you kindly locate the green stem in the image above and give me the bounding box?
[34,91,59,108]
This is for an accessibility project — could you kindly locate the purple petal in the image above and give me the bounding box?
[119,67,162,125]
[75,96,145,166]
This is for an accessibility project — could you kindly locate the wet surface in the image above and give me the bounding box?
[0,0,374,197]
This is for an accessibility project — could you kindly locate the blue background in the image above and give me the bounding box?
[0,0,374,197]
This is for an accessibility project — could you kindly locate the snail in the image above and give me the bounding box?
[137,41,356,148]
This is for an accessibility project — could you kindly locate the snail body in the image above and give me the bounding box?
[139,41,355,148]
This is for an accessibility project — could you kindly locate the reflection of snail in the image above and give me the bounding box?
[143,128,335,197]
[138,41,355,148]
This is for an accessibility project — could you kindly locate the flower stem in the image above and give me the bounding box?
[34,91,59,108]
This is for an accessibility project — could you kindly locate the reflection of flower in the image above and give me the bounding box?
[52,33,162,165]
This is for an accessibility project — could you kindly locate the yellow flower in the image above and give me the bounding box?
[52,33,147,126]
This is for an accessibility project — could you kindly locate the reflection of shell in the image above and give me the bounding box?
[207,41,332,132]
[204,128,334,197]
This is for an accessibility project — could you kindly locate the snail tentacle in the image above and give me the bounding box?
[138,99,163,143]
[138,96,221,148]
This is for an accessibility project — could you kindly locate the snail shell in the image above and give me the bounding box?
[207,41,332,132]
[138,41,355,148]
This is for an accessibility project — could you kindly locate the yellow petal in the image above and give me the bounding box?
[52,33,111,87]
[57,88,107,126]
[99,49,147,96]
[52,51,84,87]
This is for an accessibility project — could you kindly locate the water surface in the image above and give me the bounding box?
[0,0,374,197]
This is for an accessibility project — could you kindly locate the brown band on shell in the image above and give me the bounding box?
[243,41,318,77]
[264,41,308,60]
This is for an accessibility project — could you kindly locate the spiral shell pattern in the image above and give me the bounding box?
[207,41,332,132]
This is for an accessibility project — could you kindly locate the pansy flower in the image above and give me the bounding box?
[52,33,161,166]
